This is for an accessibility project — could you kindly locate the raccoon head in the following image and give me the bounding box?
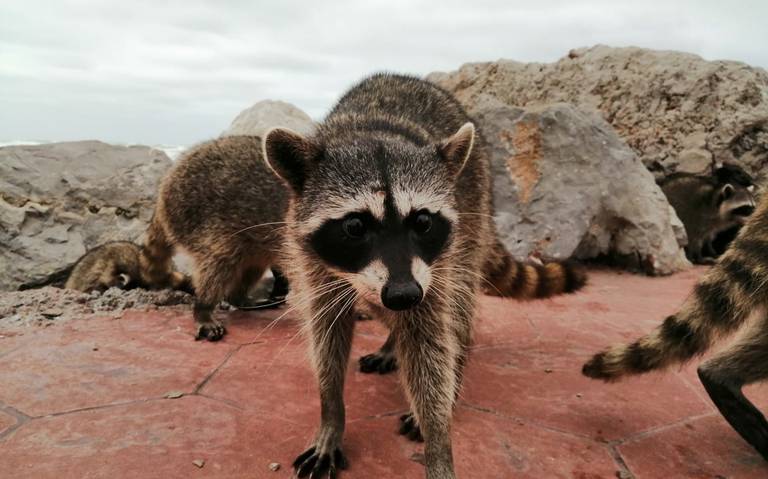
[717,183,756,224]
[263,123,475,311]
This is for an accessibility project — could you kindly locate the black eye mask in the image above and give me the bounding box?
[309,209,451,273]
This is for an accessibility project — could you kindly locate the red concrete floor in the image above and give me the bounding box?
[1,267,768,478]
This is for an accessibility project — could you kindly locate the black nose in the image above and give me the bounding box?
[381,281,423,311]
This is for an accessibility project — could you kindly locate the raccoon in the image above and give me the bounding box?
[660,165,756,264]
[582,192,768,459]
[65,241,190,293]
[144,135,290,341]
[262,73,586,479]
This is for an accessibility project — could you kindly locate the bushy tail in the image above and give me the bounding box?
[483,240,587,299]
[139,212,176,286]
[582,242,763,381]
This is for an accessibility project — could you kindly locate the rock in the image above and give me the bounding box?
[470,98,689,275]
[221,100,315,138]
[428,45,768,186]
[0,141,172,291]
[192,459,205,468]
[268,462,281,472]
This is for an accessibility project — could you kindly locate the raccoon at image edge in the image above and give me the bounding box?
[65,241,191,293]
[261,73,587,479]
[660,164,756,264]
[583,191,768,460]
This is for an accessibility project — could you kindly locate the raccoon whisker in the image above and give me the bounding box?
[432,266,502,296]
[456,212,495,219]
[297,285,356,336]
[430,274,475,318]
[318,288,359,352]
[246,279,350,343]
[227,221,291,238]
[263,286,355,373]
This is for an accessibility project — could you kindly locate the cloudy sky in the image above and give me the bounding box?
[1,0,766,146]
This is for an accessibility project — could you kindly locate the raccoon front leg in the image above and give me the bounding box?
[269,267,289,303]
[697,324,768,460]
[359,331,398,374]
[293,293,356,478]
[395,318,458,479]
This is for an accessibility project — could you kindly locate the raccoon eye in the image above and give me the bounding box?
[413,212,432,234]
[343,217,366,239]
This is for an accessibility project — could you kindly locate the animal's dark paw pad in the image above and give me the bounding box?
[359,352,397,374]
[399,412,423,442]
[195,321,226,341]
[293,446,348,478]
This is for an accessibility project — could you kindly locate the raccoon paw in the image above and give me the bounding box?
[398,412,424,442]
[194,321,226,341]
[293,445,348,478]
[359,351,397,374]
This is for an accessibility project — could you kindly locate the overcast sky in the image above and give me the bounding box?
[1,0,766,146]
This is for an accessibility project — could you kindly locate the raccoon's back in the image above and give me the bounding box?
[159,135,289,241]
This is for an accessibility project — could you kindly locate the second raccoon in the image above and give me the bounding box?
[144,135,290,341]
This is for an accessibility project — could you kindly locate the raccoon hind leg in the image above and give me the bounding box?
[227,266,266,308]
[697,322,768,460]
[359,332,398,374]
[268,267,289,304]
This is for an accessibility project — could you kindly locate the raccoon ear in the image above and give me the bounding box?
[439,122,475,179]
[262,127,319,193]
[719,183,735,202]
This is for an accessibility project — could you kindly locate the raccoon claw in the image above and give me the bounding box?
[399,412,424,442]
[293,446,348,478]
[359,352,398,374]
[195,321,226,341]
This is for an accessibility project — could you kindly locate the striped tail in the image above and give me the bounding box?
[483,240,587,299]
[582,235,764,381]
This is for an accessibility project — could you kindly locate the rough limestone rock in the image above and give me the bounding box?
[471,97,689,275]
[0,141,172,291]
[221,100,315,137]
[428,45,768,185]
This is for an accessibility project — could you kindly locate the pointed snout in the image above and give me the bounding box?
[381,279,423,311]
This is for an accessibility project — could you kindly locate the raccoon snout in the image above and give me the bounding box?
[381,280,423,311]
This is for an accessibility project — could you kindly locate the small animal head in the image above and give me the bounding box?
[716,182,756,225]
[263,123,475,311]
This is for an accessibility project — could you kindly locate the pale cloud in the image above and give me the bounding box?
[0,0,765,145]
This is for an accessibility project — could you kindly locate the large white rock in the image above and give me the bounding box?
[429,45,768,186]
[471,98,689,275]
[0,141,172,290]
[221,100,315,137]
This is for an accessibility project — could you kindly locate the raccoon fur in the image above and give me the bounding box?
[661,166,756,264]
[582,191,768,459]
[143,135,290,341]
[262,73,586,479]
[65,241,190,293]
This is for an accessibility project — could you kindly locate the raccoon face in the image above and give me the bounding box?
[717,183,756,224]
[263,123,475,311]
